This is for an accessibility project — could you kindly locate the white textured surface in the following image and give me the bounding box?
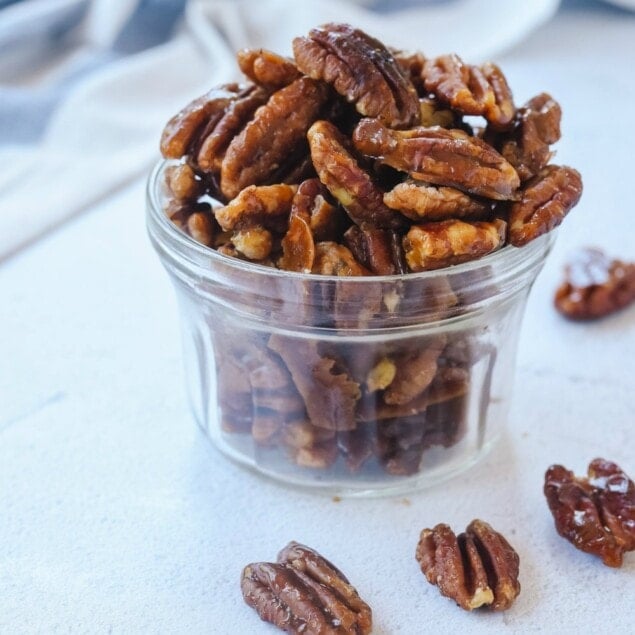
[1,6,635,634]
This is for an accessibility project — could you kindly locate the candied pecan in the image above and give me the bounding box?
[417,97,457,128]
[337,426,374,473]
[312,242,370,277]
[294,23,420,127]
[383,336,447,405]
[416,520,520,611]
[279,212,315,272]
[384,180,490,222]
[554,248,635,320]
[165,163,203,201]
[308,120,404,230]
[422,55,515,129]
[290,178,346,242]
[544,459,635,567]
[281,419,336,451]
[196,85,270,173]
[391,49,426,94]
[403,219,506,272]
[293,440,339,470]
[343,225,405,275]
[231,227,273,260]
[160,84,241,159]
[508,165,582,247]
[221,77,329,199]
[353,119,520,200]
[214,183,297,232]
[268,336,361,431]
[279,178,341,272]
[241,542,372,635]
[375,414,427,476]
[186,211,215,247]
[237,48,301,89]
[492,93,561,181]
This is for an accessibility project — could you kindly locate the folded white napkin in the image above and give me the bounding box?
[0,0,559,260]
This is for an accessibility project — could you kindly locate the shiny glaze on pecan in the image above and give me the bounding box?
[353,118,520,200]
[422,54,515,129]
[544,459,635,567]
[308,120,404,229]
[294,23,420,127]
[554,247,635,320]
[221,77,329,199]
[403,219,507,272]
[508,164,582,247]
[416,520,521,611]
[242,542,372,635]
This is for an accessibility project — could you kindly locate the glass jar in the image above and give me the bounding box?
[147,161,554,496]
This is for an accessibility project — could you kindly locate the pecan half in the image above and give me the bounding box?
[308,120,404,229]
[384,180,490,222]
[165,163,204,201]
[383,336,447,405]
[221,77,329,199]
[196,85,270,173]
[492,93,561,182]
[416,520,520,611]
[343,225,405,275]
[294,23,420,127]
[544,459,635,567]
[214,183,296,232]
[403,219,506,272]
[160,84,241,159]
[241,542,371,635]
[268,336,361,431]
[353,119,520,200]
[508,165,583,246]
[422,55,515,129]
[554,248,635,320]
[237,48,301,89]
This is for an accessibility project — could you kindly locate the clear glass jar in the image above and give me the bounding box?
[147,160,554,496]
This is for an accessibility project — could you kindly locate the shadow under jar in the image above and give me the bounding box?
[147,160,554,496]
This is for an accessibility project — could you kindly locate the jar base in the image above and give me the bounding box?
[201,424,500,498]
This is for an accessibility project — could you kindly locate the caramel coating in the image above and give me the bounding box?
[237,48,301,89]
[353,118,520,200]
[508,165,582,247]
[554,248,635,320]
[308,120,404,229]
[221,77,329,199]
[384,180,490,222]
[422,54,515,129]
[403,219,507,271]
[416,520,521,611]
[294,23,420,127]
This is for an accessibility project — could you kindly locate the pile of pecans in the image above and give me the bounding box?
[159,24,583,479]
[160,23,583,273]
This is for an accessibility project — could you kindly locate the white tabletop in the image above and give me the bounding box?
[2,4,635,633]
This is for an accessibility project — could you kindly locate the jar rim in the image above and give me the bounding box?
[146,159,555,285]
